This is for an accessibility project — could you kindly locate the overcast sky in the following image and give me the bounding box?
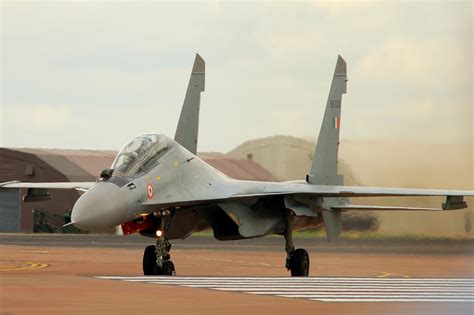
[1,1,472,153]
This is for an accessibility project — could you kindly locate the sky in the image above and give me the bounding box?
[1,1,472,153]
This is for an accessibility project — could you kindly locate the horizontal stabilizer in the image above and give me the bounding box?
[442,196,467,210]
[331,205,444,211]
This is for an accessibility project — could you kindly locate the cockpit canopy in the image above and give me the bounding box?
[112,134,169,177]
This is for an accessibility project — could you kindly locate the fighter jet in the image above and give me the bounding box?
[2,54,473,277]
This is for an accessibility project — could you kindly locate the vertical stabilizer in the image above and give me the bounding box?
[174,54,205,154]
[308,55,347,186]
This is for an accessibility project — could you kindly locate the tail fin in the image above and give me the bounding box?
[308,55,347,186]
[174,53,205,154]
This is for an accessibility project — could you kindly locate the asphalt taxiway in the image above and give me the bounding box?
[1,233,472,254]
[1,234,473,314]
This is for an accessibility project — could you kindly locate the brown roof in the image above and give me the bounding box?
[13,148,116,181]
[3,148,276,182]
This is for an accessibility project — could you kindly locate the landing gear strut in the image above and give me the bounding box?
[284,214,310,277]
[143,210,176,276]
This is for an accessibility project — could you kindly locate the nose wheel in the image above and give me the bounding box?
[143,210,176,276]
[143,245,157,275]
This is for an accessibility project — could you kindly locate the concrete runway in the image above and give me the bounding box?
[1,234,473,314]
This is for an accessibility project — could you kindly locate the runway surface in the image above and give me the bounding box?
[1,234,474,314]
[98,276,474,303]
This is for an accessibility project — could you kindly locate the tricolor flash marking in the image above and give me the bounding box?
[146,184,154,199]
[334,116,341,130]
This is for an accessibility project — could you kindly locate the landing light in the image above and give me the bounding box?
[156,230,163,237]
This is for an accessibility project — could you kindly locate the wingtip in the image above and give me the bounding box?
[0,180,20,188]
[193,53,205,73]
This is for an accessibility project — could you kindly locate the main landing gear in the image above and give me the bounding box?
[143,210,176,276]
[284,215,310,277]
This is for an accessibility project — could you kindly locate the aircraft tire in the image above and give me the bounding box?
[289,248,310,277]
[153,263,164,275]
[143,245,157,275]
[162,260,176,276]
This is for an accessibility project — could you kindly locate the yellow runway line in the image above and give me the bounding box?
[0,261,48,272]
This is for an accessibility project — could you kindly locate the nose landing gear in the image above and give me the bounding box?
[142,239,175,276]
[143,210,176,276]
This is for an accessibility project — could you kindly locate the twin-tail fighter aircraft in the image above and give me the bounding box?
[1,54,473,276]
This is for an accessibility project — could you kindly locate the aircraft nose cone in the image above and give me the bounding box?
[71,182,128,232]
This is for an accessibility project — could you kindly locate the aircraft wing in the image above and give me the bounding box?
[0,181,95,192]
[144,180,473,211]
[225,181,473,198]
[325,185,474,198]
[331,205,444,211]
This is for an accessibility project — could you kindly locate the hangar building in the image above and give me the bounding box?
[0,148,275,232]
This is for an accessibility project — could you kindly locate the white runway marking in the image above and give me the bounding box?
[96,276,474,303]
